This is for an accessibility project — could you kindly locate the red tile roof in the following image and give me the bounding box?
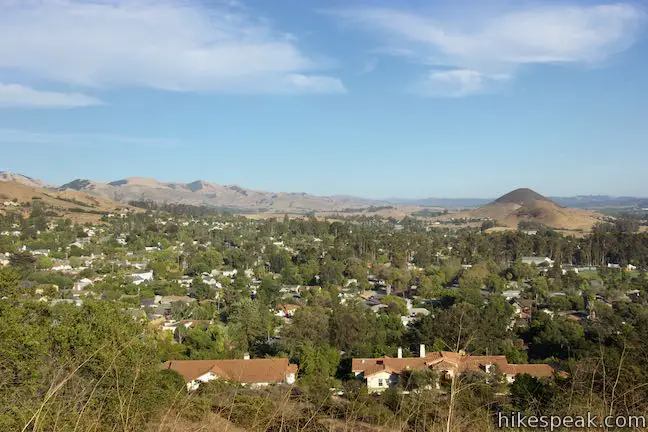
[353,351,554,379]
[162,358,297,384]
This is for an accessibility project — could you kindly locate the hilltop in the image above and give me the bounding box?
[446,188,604,232]
[0,171,49,189]
[494,188,555,206]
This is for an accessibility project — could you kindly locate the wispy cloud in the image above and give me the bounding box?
[0,0,345,97]
[327,3,645,96]
[415,70,510,97]
[359,58,378,75]
[0,82,102,108]
[0,128,179,148]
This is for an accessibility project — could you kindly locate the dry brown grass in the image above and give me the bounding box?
[441,201,604,232]
[0,181,134,222]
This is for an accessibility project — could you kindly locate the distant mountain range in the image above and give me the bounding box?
[1,171,646,212]
[54,175,389,213]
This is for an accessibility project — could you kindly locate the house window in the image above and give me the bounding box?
[378,379,384,387]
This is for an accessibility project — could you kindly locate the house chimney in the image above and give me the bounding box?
[397,347,403,359]
[243,353,250,360]
[419,344,426,358]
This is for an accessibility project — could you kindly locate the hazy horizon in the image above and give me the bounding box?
[3,169,648,201]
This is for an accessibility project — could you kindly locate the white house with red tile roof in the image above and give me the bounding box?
[162,356,298,391]
[352,345,555,393]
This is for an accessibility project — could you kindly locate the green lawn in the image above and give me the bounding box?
[578,270,600,280]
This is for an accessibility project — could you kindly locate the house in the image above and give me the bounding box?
[131,271,154,285]
[275,304,300,318]
[212,269,238,278]
[279,285,301,296]
[370,304,389,313]
[161,357,298,391]
[0,253,9,266]
[540,309,555,318]
[521,257,554,267]
[607,263,621,269]
[52,262,73,272]
[162,319,212,333]
[626,264,638,272]
[626,290,641,302]
[159,296,196,306]
[352,346,555,393]
[401,308,432,326]
[408,308,431,317]
[1,230,21,237]
[202,276,222,288]
[177,276,193,288]
[502,290,522,301]
[70,239,89,249]
[73,278,93,293]
[51,298,83,307]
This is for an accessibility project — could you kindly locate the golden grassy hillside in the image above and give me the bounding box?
[0,180,134,222]
[442,188,605,232]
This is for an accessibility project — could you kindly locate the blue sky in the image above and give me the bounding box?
[1,0,647,199]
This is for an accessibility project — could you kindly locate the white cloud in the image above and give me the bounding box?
[327,3,645,96]
[416,70,510,97]
[0,128,178,148]
[0,82,102,108]
[0,0,345,95]
[283,74,347,93]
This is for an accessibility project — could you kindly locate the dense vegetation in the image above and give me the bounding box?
[2,203,648,431]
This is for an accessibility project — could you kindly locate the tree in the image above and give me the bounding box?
[268,247,291,274]
[298,342,340,387]
[509,374,556,413]
[380,295,408,316]
[280,263,302,285]
[299,259,320,285]
[9,252,36,276]
[0,301,182,431]
[329,302,375,356]
[257,275,281,306]
[320,259,345,287]
[191,278,216,301]
[35,256,53,270]
[0,267,20,298]
[282,307,330,349]
[181,324,228,359]
[228,299,269,354]
[417,275,444,298]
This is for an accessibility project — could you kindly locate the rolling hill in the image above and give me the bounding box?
[0,171,50,189]
[0,171,639,219]
[0,179,133,222]
[448,188,605,232]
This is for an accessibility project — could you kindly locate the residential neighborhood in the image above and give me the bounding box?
[2,190,648,431]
